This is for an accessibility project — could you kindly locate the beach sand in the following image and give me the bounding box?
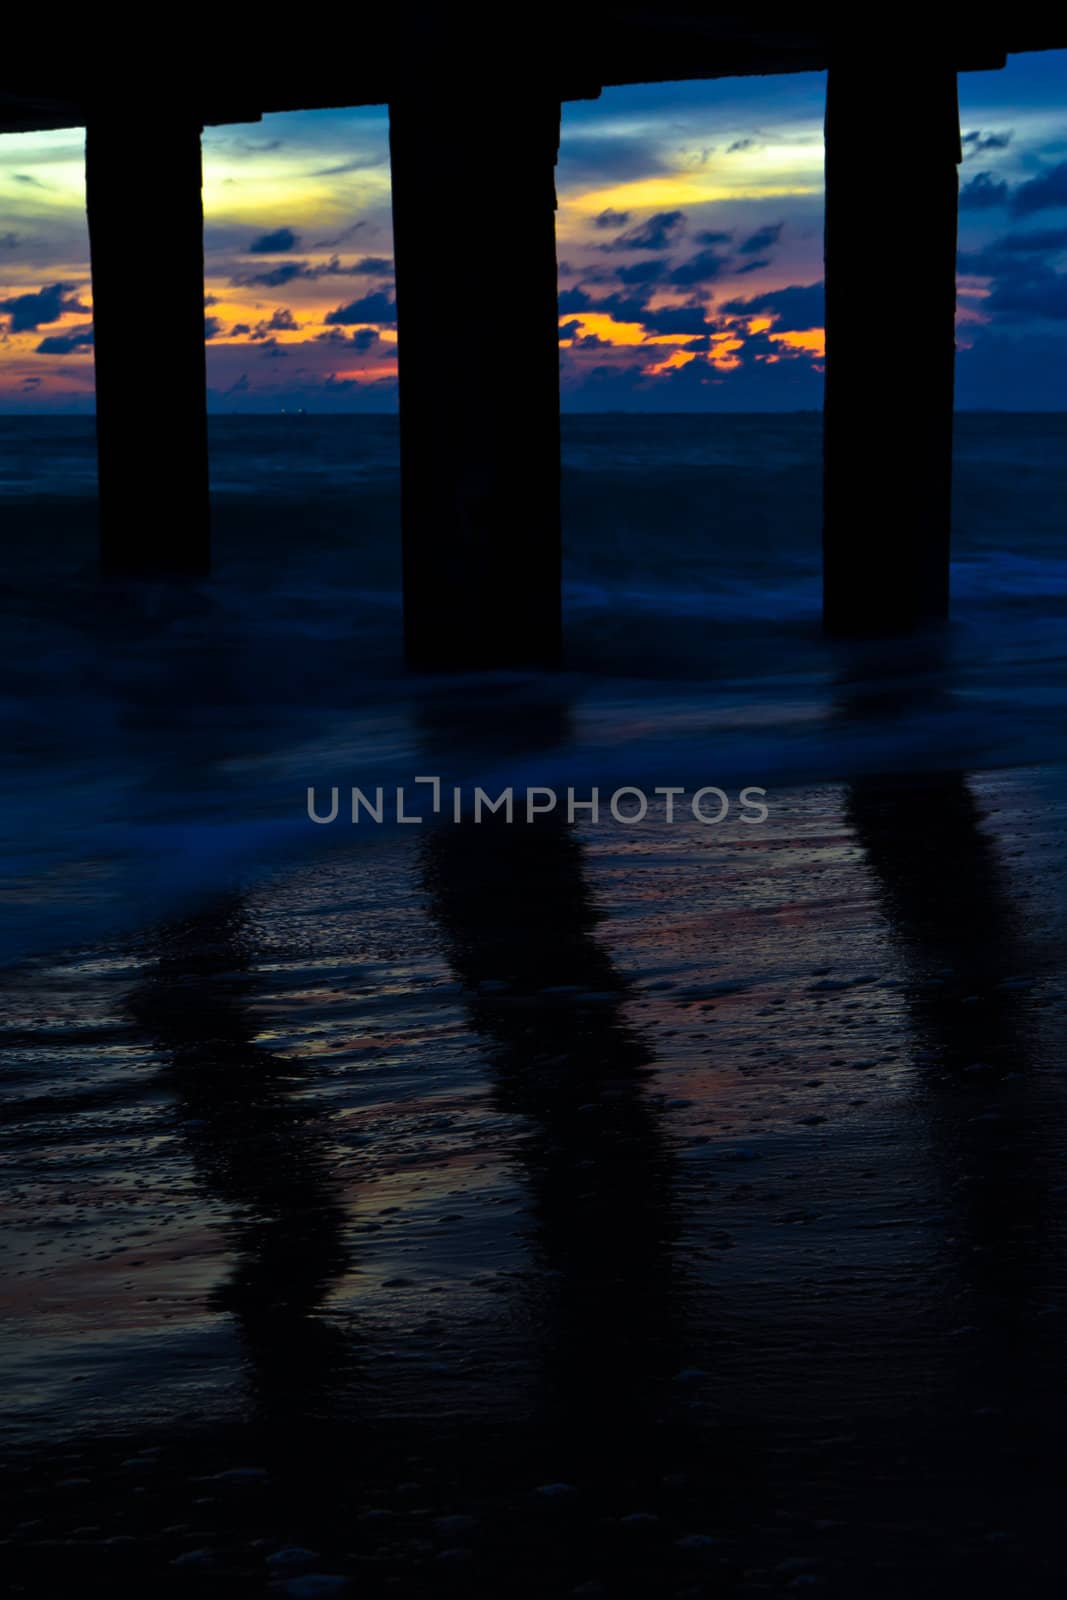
[3,763,1067,1596]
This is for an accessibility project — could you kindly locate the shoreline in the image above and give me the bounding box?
[3,765,1067,1589]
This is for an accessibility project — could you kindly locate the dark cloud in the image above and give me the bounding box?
[598,287,709,335]
[720,282,824,332]
[0,232,18,249]
[234,254,394,290]
[731,329,792,362]
[960,228,1067,322]
[982,227,1067,256]
[960,171,1010,210]
[561,263,615,287]
[987,269,1067,320]
[739,222,783,255]
[669,247,730,286]
[616,258,667,285]
[324,291,397,326]
[231,323,251,336]
[35,323,94,354]
[249,307,299,339]
[1013,163,1067,216]
[557,280,710,340]
[0,282,89,333]
[350,327,379,351]
[310,221,368,250]
[558,319,583,342]
[958,222,1067,326]
[557,135,667,185]
[727,138,756,154]
[962,130,1013,155]
[204,316,223,339]
[557,286,594,315]
[594,208,631,229]
[589,290,654,325]
[735,257,770,275]
[600,210,686,252]
[233,137,283,154]
[958,246,1007,277]
[248,227,300,254]
[310,156,388,178]
[233,262,305,288]
[695,229,734,245]
[560,331,822,413]
[639,302,710,336]
[296,254,394,281]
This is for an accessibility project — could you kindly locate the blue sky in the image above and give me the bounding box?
[0,49,1065,409]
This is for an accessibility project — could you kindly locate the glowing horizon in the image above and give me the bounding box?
[1,53,1066,411]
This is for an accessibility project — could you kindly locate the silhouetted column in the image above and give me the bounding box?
[389,88,562,668]
[823,59,961,634]
[86,114,211,575]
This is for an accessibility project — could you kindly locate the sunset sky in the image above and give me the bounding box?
[1,51,1066,411]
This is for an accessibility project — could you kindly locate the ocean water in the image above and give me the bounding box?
[5,416,1067,1594]
[1,411,1066,962]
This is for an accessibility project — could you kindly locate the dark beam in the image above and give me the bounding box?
[86,114,211,576]
[822,58,961,634]
[6,20,1063,134]
[389,87,563,668]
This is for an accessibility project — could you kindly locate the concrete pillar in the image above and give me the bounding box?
[86,113,211,576]
[823,58,961,633]
[389,87,562,667]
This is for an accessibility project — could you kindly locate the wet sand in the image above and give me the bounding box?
[3,764,1067,1595]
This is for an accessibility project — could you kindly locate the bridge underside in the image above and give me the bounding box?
[3,18,1065,663]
